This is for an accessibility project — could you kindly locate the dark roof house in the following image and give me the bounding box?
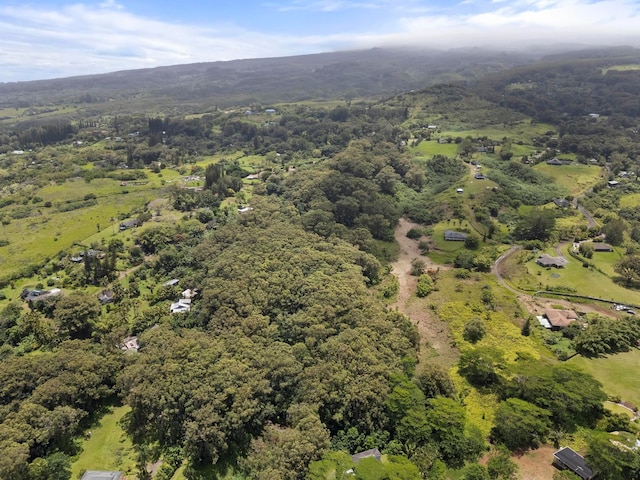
[444,230,467,241]
[351,448,382,464]
[119,219,139,230]
[98,290,114,304]
[554,198,571,208]
[553,447,595,480]
[592,243,613,252]
[547,157,563,166]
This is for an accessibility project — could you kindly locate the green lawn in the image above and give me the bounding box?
[534,163,603,196]
[71,405,137,479]
[411,141,458,157]
[570,349,640,406]
[619,193,640,208]
[602,64,640,73]
[501,244,640,305]
[0,188,158,280]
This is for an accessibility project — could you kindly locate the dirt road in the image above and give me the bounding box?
[390,218,458,367]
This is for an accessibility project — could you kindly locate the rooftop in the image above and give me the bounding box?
[80,472,122,480]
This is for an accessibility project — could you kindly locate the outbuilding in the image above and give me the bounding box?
[553,447,595,480]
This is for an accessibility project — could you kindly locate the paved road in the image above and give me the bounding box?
[492,245,523,296]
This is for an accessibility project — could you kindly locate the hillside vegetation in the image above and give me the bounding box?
[1,47,640,480]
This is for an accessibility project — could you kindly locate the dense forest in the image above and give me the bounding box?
[2,47,640,480]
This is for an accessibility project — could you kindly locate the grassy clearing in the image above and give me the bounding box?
[534,163,604,196]
[411,141,458,157]
[426,221,471,264]
[0,189,158,279]
[619,193,640,208]
[604,402,635,418]
[71,405,137,478]
[440,120,556,143]
[500,245,640,304]
[602,64,640,73]
[570,349,640,406]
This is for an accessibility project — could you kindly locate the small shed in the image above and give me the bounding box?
[553,447,595,480]
[592,243,613,252]
[553,198,571,208]
[444,230,467,241]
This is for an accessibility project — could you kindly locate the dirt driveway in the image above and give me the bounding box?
[390,218,458,367]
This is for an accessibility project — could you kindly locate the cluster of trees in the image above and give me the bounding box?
[0,342,124,480]
[117,207,427,476]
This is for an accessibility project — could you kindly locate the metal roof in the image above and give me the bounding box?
[553,447,594,480]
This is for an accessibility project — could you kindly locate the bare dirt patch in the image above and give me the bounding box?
[513,445,559,480]
[390,218,458,367]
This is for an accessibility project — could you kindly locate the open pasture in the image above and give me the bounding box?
[570,349,640,407]
[411,140,458,157]
[534,163,603,196]
[70,405,137,479]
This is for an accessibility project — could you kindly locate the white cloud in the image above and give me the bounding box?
[0,0,639,82]
[389,0,640,49]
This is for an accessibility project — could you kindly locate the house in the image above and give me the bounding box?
[265,108,277,114]
[238,206,254,213]
[547,157,563,166]
[438,138,449,144]
[121,336,139,352]
[536,315,553,329]
[536,254,567,268]
[98,290,114,304]
[170,298,191,314]
[456,188,464,194]
[80,472,122,480]
[553,198,571,208]
[592,243,613,252]
[544,309,579,330]
[588,113,600,119]
[245,173,261,180]
[427,125,438,129]
[444,230,467,241]
[21,288,62,303]
[474,173,487,180]
[163,278,180,287]
[608,180,620,187]
[182,288,198,299]
[553,447,595,480]
[351,448,382,464]
[119,219,139,230]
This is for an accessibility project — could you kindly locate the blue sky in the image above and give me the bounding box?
[1,0,640,82]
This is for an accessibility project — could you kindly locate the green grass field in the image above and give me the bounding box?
[619,193,640,208]
[411,141,458,157]
[500,245,640,305]
[534,163,603,196]
[570,349,640,406]
[71,405,137,479]
[602,64,640,73]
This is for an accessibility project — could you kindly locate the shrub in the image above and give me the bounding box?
[463,318,486,343]
[416,274,433,298]
[406,227,423,239]
[411,258,426,276]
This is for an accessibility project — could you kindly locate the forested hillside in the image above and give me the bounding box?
[2,47,640,480]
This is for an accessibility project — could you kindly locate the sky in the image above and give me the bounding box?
[1,0,640,82]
